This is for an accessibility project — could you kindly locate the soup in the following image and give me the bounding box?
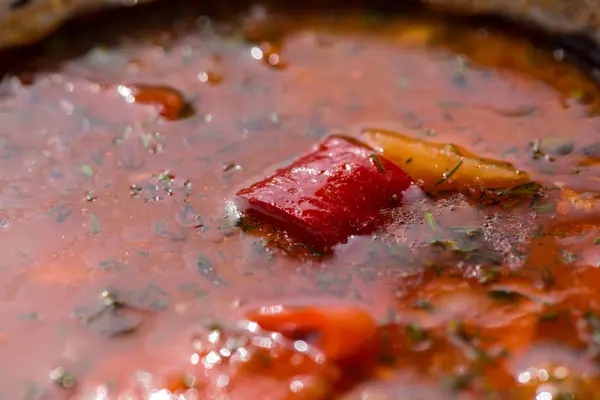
[1,3,600,399]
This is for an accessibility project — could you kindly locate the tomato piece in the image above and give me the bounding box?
[157,319,341,400]
[247,305,379,366]
[119,307,377,399]
[235,135,413,250]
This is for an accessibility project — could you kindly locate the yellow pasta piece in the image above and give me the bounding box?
[361,128,530,195]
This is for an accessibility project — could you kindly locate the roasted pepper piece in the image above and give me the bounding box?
[362,128,529,196]
[235,135,413,250]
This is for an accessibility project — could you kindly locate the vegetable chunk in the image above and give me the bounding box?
[247,305,379,366]
[235,135,413,250]
[362,128,530,195]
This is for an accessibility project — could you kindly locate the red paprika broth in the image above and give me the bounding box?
[1,3,600,399]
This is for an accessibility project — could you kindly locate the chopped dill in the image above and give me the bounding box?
[80,164,94,179]
[539,310,560,321]
[542,265,555,287]
[436,160,463,186]
[413,299,434,311]
[488,289,524,303]
[424,209,436,231]
[437,100,463,109]
[479,267,502,285]
[405,323,428,343]
[370,153,385,173]
[500,198,525,210]
[534,203,556,215]
[448,144,461,155]
[89,214,101,235]
[495,182,540,197]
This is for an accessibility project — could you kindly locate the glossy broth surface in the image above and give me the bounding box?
[1,4,600,399]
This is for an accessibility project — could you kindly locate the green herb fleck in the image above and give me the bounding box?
[178,282,209,299]
[89,214,101,235]
[413,299,434,311]
[448,319,474,343]
[378,329,396,365]
[495,182,540,197]
[571,90,584,100]
[255,351,273,368]
[479,267,502,285]
[405,323,428,343]
[531,139,546,160]
[531,224,544,238]
[451,56,469,88]
[450,372,474,391]
[80,164,94,179]
[594,237,600,245]
[20,312,40,321]
[97,259,126,271]
[488,289,524,303]
[448,144,462,155]
[424,209,437,231]
[183,180,192,197]
[542,265,555,287]
[534,203,556,215]
[539,310,560,321]
[370,153,385,173]
[396,77,411,89]
[436,160,463,186]
[197,254,228,286]
[154,217,186,241]
[500,198,525,210]
[47,205,73,224]
[456,56,469,73]
[437,100,463,109]
[585,311,600,346]
[560,250,579,264]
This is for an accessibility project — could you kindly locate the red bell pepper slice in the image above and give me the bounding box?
[235,135,412,250]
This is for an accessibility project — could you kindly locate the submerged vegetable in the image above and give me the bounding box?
[362,128,529,195]
[234,135,413,250]
[247,305,379,365]
[162,305,380,398]
[164,317,340,399]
